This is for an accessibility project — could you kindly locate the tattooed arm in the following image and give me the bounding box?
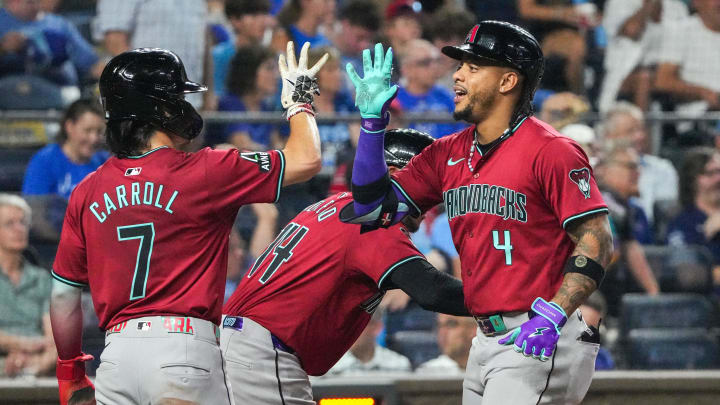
[551,212,614,315]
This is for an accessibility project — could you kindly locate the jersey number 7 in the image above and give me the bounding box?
[247,222,309,284]
[117,223,155,300]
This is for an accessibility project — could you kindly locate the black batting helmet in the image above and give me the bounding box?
[384,128,435,168]
[441,20,543,124]
[99,48,207,141]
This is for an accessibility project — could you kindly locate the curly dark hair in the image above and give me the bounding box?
[105,120,157,158]
[227,45,276,97]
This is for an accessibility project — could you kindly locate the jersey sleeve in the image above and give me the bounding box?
[347,226,425,290]
[204,148,285,215]
[52,192,88,288]
[534,138,608,229]
[390,142,444,214]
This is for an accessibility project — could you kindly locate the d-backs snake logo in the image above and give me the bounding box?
[569,168,591,199]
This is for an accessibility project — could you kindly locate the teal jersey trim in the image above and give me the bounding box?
[51,270,87,287]
[377,255,425,289]
[274,150,286,203]
[390,179,421,215]
[562,208,609,229]
[125,146,170,159]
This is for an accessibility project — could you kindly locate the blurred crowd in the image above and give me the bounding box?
[3,0,720,378]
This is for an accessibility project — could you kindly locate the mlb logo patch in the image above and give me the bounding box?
[137,321,152,331]
[125,167,142,176]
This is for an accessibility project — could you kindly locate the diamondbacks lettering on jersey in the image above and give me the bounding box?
[89,181,179,223]
[443,184,527,222]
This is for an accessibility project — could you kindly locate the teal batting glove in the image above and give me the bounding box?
[346,43,398,119]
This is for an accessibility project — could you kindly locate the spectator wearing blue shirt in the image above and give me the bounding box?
[0,0,100,86]
[395,39,466,139]
[212,0,274,97]
[22,99,107,240]
[667,147,720,293]
[217,46,283,150]
[273,0,333,53]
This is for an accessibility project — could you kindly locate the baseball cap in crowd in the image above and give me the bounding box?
[385,0,422,20]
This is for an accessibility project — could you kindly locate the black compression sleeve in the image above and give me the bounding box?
[387,259,470,316]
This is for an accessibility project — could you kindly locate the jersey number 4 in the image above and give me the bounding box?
[247,222,309,284]
[492,230,513,266]
[117,223,155,300]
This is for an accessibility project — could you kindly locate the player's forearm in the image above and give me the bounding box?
[49,280,84,360]
[391,259,470,316]
[553,213,613,315]
[281,112,322,186]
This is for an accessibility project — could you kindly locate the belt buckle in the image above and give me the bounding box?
[475,314,508,337]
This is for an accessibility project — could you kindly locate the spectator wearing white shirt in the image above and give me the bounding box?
[95,0,210,109]
[655,0,720,116]
[602,102,679,225]
[416,314,476,375]
[599,0,688,112]
[327,309,411,375]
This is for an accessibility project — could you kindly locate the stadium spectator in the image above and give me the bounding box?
[394,39,465,139]
[327,309,412,375]
[538,91,591,130]
[426,6,476,90]
[667,147,720,289]
[415,314,475,375]
[0,0,101,87]
[22,99,107,241]
[95,0,210,108]
[331,0,381,95]
[655,0,720,115]
[517,0,597,94]
[272,0,334,52]
[308,46,359,194]
[595,142,660,316]
[601,102,679,226]
[599,0,689,112]
[0,194,56,378]
[578,291,615,370]
[217,45,282,150]
[212,0,274,97]
[561,123,598,163]
[383,0,423,57]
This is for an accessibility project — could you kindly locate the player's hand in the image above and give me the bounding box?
[56,354,96,405]
[498,298,567,362]
[346,43,398,119]
[279,41,328,110]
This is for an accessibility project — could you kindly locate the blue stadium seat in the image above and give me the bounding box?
[386,330,440,369]
[627,328,720,369]
[384,303,437,335]
[0,147,41,192]
[620,293,714,336]
[641,245,713,293]
[0,75,64,110]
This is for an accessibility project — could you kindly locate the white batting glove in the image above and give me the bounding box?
[279,41,328,118]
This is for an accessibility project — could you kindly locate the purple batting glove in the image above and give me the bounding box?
[498,297,567,361]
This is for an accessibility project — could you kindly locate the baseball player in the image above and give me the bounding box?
[222,128,469,405]
[344,21,614,404]
[49,42,328,405]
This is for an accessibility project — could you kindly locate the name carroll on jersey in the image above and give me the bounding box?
[89,181,180,223]
[443,183,527,222]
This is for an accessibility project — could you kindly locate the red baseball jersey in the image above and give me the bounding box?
[392,117,608,315]
[52,146,285,329]
[223,192,424,376]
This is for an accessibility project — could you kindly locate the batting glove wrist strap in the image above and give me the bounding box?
[56,353,93,380]
[286,103,315,120]
[360,113,390,133]
[532,297,567,330]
